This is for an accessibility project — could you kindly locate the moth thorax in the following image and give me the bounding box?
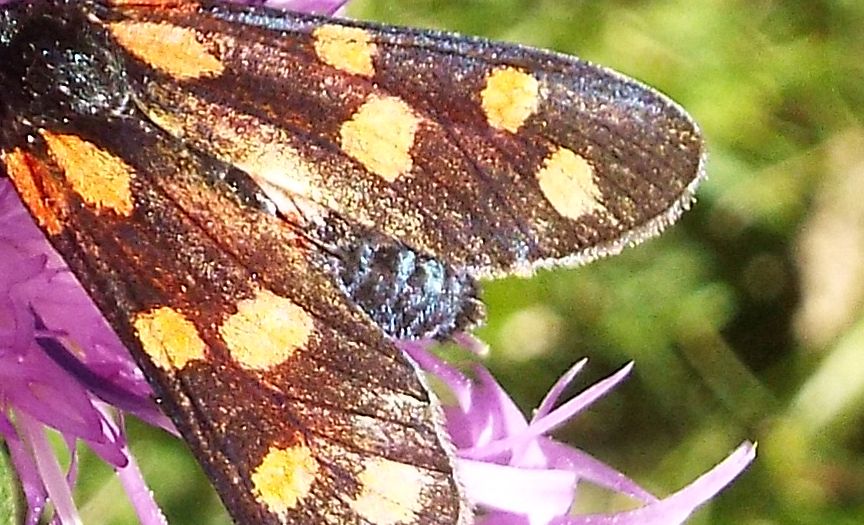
[0,4,130,119]
[330,234,484,341]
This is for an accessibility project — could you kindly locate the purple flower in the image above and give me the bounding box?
[404,342,755,525]
[1,1,754,524]
[246,0,348,13]
[0,176,172,525]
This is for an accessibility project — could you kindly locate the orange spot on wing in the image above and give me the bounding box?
[108,21,224,80]
[481,66,540,133]
[340,95,421,182]
[313,25,377,77]
[41,132,135,216]
[134,306,207,370]
[219,289,313,371]
[251,439,320,518]
[2,148,67,235]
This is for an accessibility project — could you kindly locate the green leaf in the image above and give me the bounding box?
[0,441,23,525]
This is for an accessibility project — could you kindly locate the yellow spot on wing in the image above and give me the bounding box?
[134,307,206,370]
[349,458,426,525]
[481,66,540,133]
[108,21,224,79]
[535,146,604,219]
[2,149,65,235]
[41,132,134,216]
[313,24,377,77]
[340,95,421,182]
[252,443,320,518]
[219,290,313,370]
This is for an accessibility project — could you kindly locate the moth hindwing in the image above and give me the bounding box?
[0,0,704,524]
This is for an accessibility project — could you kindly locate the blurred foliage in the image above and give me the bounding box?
[70,0,864,524]
[0,444,21,525]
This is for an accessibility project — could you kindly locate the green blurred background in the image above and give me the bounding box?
[55,0,864,524]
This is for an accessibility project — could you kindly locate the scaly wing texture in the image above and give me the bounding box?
[102,0,704,277]
[2,72,465,525]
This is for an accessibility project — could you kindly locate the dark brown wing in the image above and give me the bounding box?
[1,86,466,525]
[99,0,704,277]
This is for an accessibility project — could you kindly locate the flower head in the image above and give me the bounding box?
[403,342,755,525]
[0,177,172,525]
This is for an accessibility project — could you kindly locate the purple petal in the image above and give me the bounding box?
[1,351,106,442]
[452,332,490,356]
[525,363,633,441]
[16,411,82,525]
[474,365,530,436]
[538,439,657,504]
[402,342,474,412]
[552,442,757,525]
[533,359,587,422]
[463,363,632,461]
[117,452,169,525]
[476,513,531,525]
[2,419,47,525]
[101,408,169,525]
[459,458,577,520]
[229,0,349,15]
